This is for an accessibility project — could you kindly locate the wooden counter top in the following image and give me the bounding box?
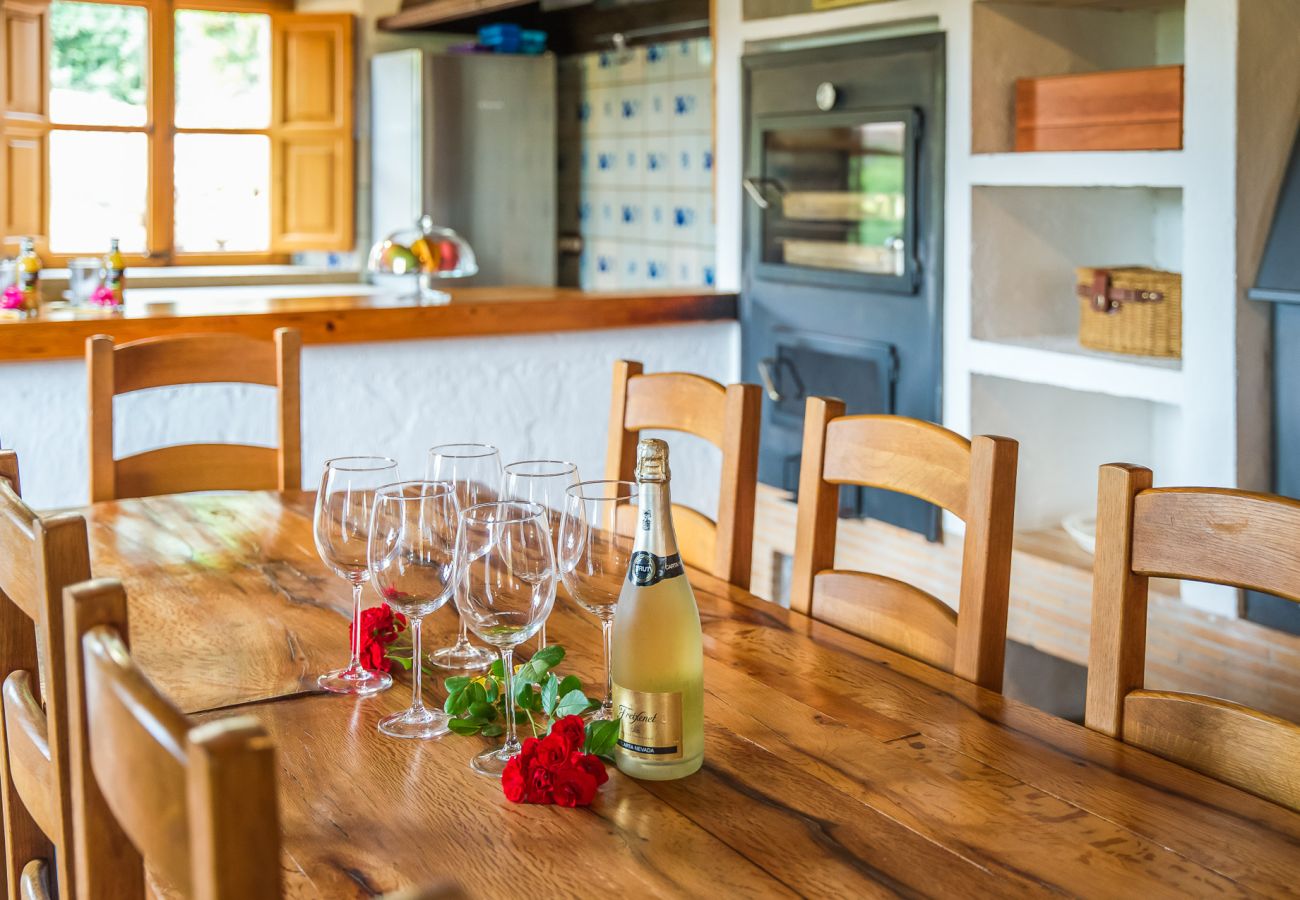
[0,286,737,362]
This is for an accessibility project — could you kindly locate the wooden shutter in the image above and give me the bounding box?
[269,13,353,252]
[1,0,50,252]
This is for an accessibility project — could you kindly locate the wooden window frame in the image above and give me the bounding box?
[45,0,294,267]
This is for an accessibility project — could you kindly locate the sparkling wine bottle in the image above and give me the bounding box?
[610,438,704,780]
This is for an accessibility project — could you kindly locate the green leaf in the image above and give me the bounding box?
[584,719,620,758]
[444,675,471,692]
[541,673,560,716]
[481,723,504,737]
[488,659,504,678]
[555,688,591,718]
[444,688,469,716]
[468,701,495,720]
[533,644,566,668]
[557,674,582,698]
[484,678,499,704]
[466,681,487,705]
[447,719,483,736]
[516,683,537,711]
[385,653,413,671]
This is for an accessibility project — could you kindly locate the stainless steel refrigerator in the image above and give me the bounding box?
[371,50,556,286]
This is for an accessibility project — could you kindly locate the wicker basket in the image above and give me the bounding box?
[1076,266,1182,359]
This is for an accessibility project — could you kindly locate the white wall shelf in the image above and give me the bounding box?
[969,151,1187,189]
[968,337,1183,405]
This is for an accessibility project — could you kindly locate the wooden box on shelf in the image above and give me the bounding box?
[1015,65,1183,152]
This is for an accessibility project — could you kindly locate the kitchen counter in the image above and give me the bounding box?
[0,286,737,361]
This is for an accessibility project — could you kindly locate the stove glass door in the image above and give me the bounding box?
[749,110,917,292]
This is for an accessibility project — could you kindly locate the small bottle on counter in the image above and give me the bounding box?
[104,237,125,305]
[16,237,40,316]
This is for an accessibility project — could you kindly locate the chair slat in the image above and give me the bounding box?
[1123,690,1300,813]
[82,623,191,892]
[813,571,958,673]
[116,445,281,498]
[1132,488,1300,602]
[111,333,279,393]
[624,372,729,448]
[672,504,718,575]
[2,673,55,837]
[822,416,972,518]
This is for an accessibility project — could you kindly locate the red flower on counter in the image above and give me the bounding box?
[351,605,408,673]
[501,715,610,808]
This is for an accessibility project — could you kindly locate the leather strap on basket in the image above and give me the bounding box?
[1078,270,1165,314]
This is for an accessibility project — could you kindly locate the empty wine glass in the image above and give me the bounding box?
[314,456,399,695]
[426,443,502,671]
[456,501,556,776]
[558,481,637,721]
[502,459,578,649]
[369,481,459,739]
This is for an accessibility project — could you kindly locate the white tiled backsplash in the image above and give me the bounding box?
[558,38,716,291]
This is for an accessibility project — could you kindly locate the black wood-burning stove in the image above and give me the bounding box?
[741,32,945,538]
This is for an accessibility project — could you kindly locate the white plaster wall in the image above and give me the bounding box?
[0,322,739,513]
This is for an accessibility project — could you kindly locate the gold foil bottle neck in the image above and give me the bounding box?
[635,438,670,483]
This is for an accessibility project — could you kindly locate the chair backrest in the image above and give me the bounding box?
[791,399,1019,692]
[0,451,92,899]
[605,360,761,588]
[63,579,282,900]
[1086,463,1300,811]
[87,329,302,502]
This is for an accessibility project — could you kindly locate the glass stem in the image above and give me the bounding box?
[500,647,520,755]
[409,616,425,715]
[350,582,364,669]
[538,623,547,651]
[601,618,614,717]
[458,616,472,648]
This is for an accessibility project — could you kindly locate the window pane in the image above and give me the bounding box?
[174,134,270,252]
[175,10,271,129]
[50,2,148,126]
[49,130,148,253]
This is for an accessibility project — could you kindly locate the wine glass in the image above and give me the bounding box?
[455,501,556,776]
[369,480,460,739]
[425,443,502,671]
[314,456,399,695]
[501,459,579,649]
[558,481,637,721]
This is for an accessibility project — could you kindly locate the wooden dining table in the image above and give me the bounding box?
[79,490,1300,898]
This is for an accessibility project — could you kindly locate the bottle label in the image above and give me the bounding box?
[627,551,683,587]
[613,685,683,760]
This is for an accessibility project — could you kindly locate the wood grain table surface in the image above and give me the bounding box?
[79,491,1300,898]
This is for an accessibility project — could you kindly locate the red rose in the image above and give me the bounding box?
[501,757,527,803]
[534,734,568,770]
[519,736,540,764]
[567,751,609,787]
[525,763,554,804]
[549,715,586,755]
[551,764,599,807]
[350,606,407,673]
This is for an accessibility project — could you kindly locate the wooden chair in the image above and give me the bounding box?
[605,360,761,588]
[1086,464,1300,812]
[87,329,302,502]
[0,451,92,900]
[62,578,281,900]
[791,399,1019,692]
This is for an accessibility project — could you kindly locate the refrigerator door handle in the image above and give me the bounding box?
[742,177,771,210]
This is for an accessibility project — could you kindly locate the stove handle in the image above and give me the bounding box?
[757,357,782,401]
[742,177,771,210]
